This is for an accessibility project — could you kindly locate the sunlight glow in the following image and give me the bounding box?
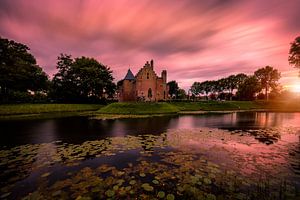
[291,84,300,93]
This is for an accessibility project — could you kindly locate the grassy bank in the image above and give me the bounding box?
[172,100,300,112]
[0,104,103,116]
[1,101,299,120]
[170,101,263,111]
[97,102,179,115]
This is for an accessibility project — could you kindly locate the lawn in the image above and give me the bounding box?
[97,102,179,115]
[170,101,263,111]
[0,104,104,116]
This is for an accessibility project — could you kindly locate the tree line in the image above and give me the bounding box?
[0,37,116,103]
[167,36,300,101]
[191,66,280,101]
[1,36,300,103]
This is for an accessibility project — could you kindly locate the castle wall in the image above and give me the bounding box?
[118,60,168,102]
[120,80,136,101]
[135,66,158,101]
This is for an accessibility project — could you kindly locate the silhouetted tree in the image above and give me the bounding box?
[177,89,187,99]
[236,76,261,100]
[289,36,300,76]
[254,66,281,100]
[167,80,179,99]
[0,37,49,102]
[191,81,214,100]
[51,54,116,102]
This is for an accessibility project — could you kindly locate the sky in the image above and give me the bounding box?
[0,0,300,91]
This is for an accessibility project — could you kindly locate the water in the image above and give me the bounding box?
[0,112,300,199]
[1,112,299,146]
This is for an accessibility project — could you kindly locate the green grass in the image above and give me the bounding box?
[170,101,263,111]
[0,104,104,116]
[97,102,179,115]
[1,100,299,120]
[171,100,300,112]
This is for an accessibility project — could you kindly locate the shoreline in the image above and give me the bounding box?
[1,101,300,120]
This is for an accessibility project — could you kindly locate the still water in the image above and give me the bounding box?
[0,112,300,199]
[1,112,300,146]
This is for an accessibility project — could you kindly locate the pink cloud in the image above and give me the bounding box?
[0,0,299,90]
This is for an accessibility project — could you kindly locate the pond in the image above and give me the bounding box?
[0,112,300,199]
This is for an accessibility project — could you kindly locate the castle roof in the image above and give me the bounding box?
[124,69,135,80]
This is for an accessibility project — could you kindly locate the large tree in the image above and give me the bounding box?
[236,76,261,101]
[51,54,116,102]
[0,37,48,101]
[167,80,179,99]
[288,36,300,76]
[190,80,214,100]
[254,66,281,100]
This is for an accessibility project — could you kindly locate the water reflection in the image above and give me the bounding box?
[0,112,299,146]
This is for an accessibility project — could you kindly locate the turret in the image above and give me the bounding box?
[161,70,167,83]
[150,59,154,69]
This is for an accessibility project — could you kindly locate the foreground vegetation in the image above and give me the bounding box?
[1,127,299,199]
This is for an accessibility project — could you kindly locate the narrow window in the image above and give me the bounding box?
[164,91,166,99]
[148,88,152,98]
[147,73,149,79]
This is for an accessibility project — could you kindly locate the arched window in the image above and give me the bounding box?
[148,88,152,98]
[147,73,149,79]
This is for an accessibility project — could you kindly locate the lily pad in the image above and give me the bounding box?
[166,193,175,200]
[41,172,51,178]
[105,189,115,197]
[141,183,154,192]
[157,191,165,198]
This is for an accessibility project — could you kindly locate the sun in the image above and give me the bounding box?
[291,84,300,93]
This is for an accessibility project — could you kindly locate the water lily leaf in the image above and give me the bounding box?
[105,189,115,197]
[139,173,146,177]
[41,172,51,178]
[125,186,132,191]
[157,191,165,198]
[129,180,136,185]
[0,193,11,198]
[52,190,62,197]
[206,193,216,200]
[152,179,159,185]
[113,185,119,190]
[203,178,212,185]
[141,183,154,192]
[166,193,175,200]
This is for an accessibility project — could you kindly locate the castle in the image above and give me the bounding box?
[118,60,168,101]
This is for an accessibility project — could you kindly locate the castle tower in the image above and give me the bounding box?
[150,59,154,69]
[161,70,167,83]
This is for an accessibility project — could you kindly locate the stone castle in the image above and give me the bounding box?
[118,60,168,101]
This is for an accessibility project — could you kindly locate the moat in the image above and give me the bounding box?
[0,112,299,199]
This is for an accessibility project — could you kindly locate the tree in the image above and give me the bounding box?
[51,54,116,102]
[0,37,49,102]
[236,76,261,100]
[167,80,179,99]
[177,89,187,99]
[254,66,281,100]
[191,82,201,96]
[190,81,214,100]
[221,74,248,100]
[288,36,300,76]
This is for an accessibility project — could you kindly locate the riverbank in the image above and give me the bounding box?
[1,101,300,120]
[0,104,103,120]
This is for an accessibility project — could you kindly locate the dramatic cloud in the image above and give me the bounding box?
[0,0,299,90]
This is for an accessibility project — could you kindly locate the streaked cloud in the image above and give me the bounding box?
[0,0,299,90]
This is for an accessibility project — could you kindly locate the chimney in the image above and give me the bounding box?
[150,59,154,69]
